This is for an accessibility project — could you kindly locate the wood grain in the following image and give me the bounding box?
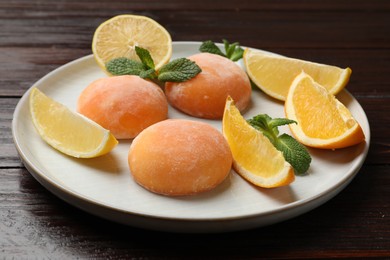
[0,0,389,258]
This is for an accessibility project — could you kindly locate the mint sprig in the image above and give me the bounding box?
[248,114,311,175]
[106,57,148,76]
[199,39,244,61]
[135,46,155,70]
[105,46,201,82]
[158,58,202,82]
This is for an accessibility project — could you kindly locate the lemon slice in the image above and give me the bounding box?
[285,72,365,149]
[222,97,294,188]
[243,48,352,101]
[29,88,118,158]
[92,14,172,73]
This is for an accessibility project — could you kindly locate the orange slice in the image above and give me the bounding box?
[285,72,365,149]
[222,97,294,188]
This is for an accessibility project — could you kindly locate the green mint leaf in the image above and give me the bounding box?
[199,40,226,57]
[248,114,311,174]
[268,118,297,129]
[250,79,259,90]
[274,134,312,175]
[248,114,278,142]
[135,46,155,69]
[223,39,244,61]
[200,39,244,61]
[105,57,147,76]
[139,68,157,79]
[230,47,244,62]
[229,47,244,61]
[106,48,201,82]
[158,58,202,82]
[223,39,235,58]
[224,39,238,58]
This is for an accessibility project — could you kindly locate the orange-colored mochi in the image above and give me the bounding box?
[128,119,233,196]
[77,75,168,139]
[165,53,252,119]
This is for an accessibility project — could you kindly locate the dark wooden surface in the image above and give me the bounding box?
[1,0,389,258]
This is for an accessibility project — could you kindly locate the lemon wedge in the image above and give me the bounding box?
[29,88,118,158]
[244,48,352,101]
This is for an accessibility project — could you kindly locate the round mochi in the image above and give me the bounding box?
[165,53,252,119]
[77,75,168,139]
[128,119,233,196]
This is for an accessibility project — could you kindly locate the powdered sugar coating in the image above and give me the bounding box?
[165,53,251,119]
[128,119,233,196]
[77,75,168,139]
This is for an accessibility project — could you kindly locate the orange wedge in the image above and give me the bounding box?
[243,48,352,101]
[285,72,365,149]
[222,97,294,188]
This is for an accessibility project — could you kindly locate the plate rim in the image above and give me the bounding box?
[12,41,371,232]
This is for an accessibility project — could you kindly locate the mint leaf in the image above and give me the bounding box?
[268,118,297,129]
[248,114,311,174]
[200,39,244,61]
[106,57,147,76]
[224,39,235,58]
[274,134,311,175]
[248,114,277,142]
[223,39,244,61]
[135,46,155,69]
[199,40,226,57]
[106,49,201,82]
[248,114,296,142]
[158,58,202,82]
[139,68,157,79]
[230,47,244,62]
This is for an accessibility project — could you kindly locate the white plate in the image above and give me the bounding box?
[12,42,370,233]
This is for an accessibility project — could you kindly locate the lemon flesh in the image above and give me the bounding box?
[29,88,118,158]
[244,48,351,101]
[92,14,172,73]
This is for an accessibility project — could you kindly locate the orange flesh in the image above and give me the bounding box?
[165,53,251,119]
[293,76,350,139]
[285,73,365,149]
[128,119,233,196]
[77,75,168,139]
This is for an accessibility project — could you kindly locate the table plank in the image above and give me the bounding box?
[1,0,390,12]
[0,48,90,97]
[0,165,388,258]
[1,0,389,258]
[1,47,390,98]
[1,0,390,51]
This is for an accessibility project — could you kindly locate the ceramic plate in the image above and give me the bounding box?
[12,42,370,233]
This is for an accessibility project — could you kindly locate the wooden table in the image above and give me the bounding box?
[1,0,389,258]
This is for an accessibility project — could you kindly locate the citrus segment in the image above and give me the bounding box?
[92,14,172,74]
[243,48,352,101]
[222,97,294,188]
[285,72,365,149]
[29,88,118,158]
